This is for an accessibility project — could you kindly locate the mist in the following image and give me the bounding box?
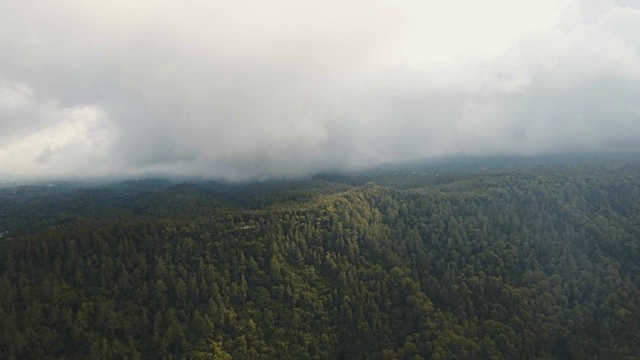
[1,0,639,181]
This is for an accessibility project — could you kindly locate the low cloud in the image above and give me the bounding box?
[1,0,639,180]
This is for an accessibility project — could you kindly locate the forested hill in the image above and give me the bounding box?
[1,159,640,359]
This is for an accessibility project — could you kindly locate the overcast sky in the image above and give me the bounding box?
[1,0,639,181]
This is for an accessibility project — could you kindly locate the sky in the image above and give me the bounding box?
[1,0,639,181]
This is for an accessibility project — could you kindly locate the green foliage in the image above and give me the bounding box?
[1,158,640,359]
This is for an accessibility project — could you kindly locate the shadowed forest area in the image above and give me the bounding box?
[1,157,640,359]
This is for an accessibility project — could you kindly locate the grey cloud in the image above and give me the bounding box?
[1,0,639,181]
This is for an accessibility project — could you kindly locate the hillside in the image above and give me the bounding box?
[1,158,640,359]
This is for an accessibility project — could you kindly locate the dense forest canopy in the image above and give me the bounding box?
[1,155,640,359]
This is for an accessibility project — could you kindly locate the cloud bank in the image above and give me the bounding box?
[1,0,639,180]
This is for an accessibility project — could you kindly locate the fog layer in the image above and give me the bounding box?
[1,0,639,180]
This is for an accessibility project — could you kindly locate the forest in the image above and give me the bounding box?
[1,156,640,359]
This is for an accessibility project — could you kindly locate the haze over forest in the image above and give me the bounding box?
[1,0,640,181]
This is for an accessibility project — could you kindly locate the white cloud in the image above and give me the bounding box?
[0,84,116,179]
[0,0,639,180]
[0,80,33,111]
